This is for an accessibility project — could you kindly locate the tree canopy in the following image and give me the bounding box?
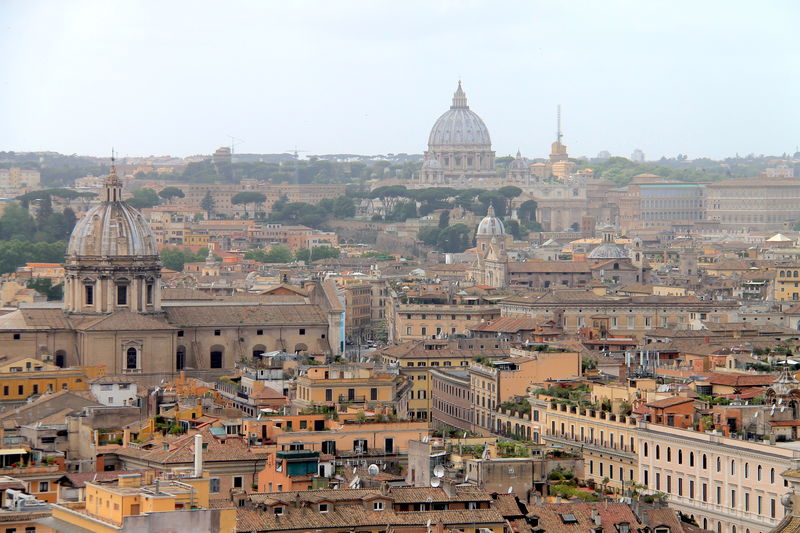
[158,186,185,200]
[127,188,161,209]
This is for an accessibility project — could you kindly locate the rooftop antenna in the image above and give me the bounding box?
[556,105,563,143]
[227,135,244,154]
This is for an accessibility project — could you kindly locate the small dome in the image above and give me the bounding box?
[509,150,527,170]
[428,82,492,148]
[477,205,505,236]
[67,176,159,258]
[588,243,630,260]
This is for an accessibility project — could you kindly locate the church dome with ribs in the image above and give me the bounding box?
[427,82,492,148]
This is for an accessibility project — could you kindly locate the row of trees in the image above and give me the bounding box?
[160,247,216,272]
[244,245,340,264]
[368,185,527,221]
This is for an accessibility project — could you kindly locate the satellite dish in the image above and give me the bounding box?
[430,478,441,488]
[368,464,380,476]
[433,465,445,478]
[507,486,513,494]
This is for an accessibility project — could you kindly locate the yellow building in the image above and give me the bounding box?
[50,471,236,532]
[0,168,40,190]
[294,364,409,414]
[774,265,800,301]
[0,359,98,401]
[538,398,640,492]
[379,339,508,422]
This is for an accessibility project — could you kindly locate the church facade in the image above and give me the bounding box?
[0,169,343,381]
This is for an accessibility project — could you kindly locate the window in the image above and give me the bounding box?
[214,329,221,336]
[117,284,127,306]
[126,347,138,369]
[274,506,284,515]
[32,385,38,394]
[12,334,20,340]
[257,329,263,335]
[373,501,385,511]
[319,503,329,513]
[233,476,243,489]
[299,328,305,335]
[39,481,49,492]
[86,284,94,305]
[702,454,707,469]
[325,389,332,401]
[146,283,154,305]
[716,457,721,472]
[771,468,775,483]
[690,451,694,467]
[655,445,660,459]
[370,388,378,401]
[209,478,220,492]
[18,385,23,395]
[177,330,184,337]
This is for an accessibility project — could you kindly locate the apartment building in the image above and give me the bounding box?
[538,399,640,492]
[637,422,795,533]
[501,290,739,337]
[378,339,508,421]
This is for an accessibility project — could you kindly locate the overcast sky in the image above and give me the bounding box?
[2,0,798,160]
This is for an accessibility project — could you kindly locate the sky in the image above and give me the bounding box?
[1,0,798,160]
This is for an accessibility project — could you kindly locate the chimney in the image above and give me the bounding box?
[194,433,203,477]
[122,427,130,448]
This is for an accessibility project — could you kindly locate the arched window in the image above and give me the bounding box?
[730,460,735,475]
[655,445,660,460]
[55,350,67,368]
[781,271,786,277]
[716,457,721,472]
[771,468,775,483]
[758,465,762,481]
[745,462,749,478]
[702,454,708,469]
[667,447,672,462]
[689,451,694,467]
[126,347,138,369]
[643,442,648,457]
[678,449,683,464]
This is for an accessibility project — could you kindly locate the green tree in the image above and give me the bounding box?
[200,191,214,214]
[231,191,267,218]
[436,223,471,253]
[477,191,507,217]
[505,219,529,240]
[27,278,63,301]
[498,185,523,199]
[418,226,441,246]
[332,196,355,218]
[264,245,293,263]
[0,205,36,240]
[158,186,185,201]
[159,247,210,272]
[438,210,450,228]
[127,188,161,209]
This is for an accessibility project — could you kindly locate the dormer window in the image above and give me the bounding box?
[274,506,284,516]
[617,523,630,533]
[319,503,329,513]
[373,501,384,511]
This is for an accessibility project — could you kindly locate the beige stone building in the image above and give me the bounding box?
[0,169,344,380]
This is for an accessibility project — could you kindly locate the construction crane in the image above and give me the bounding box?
[227,135,245,154]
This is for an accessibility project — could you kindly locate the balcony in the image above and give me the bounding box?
[338,395,366,404]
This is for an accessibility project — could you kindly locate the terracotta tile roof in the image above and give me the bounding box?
[493,493,524,517]
[700,373,776,387]
[529,502,643,533]
[75,310,177,331]
[507,261,591,273]
[767,515,800,533]
[164,303,327,326]
[388,486,491,503]
[645,396,694,409]
[115,427,269,464]
[377,340,509,360]
[235,506,505,532]
[470,317,556,333]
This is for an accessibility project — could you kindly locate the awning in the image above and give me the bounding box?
[0,448,28,455]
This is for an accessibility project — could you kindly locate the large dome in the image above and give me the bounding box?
[428,82,491,147]
[587,243,629,260]
[477,205,505,236]
[67,175,159,258]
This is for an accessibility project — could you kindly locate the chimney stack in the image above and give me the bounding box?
[194,434,203,477]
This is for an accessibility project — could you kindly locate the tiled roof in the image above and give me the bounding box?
[701,372,776,387]
[235,506,505,533]
[115,427,269,464]
[74,310,177,331]
[470,317,555,333]
[645,396,694,409]
[530,502,642,533]
[164,303,327,327]
[507,261,591,273]
[377,340,509,360]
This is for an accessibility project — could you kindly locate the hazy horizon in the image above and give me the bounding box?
[2,0,798,160]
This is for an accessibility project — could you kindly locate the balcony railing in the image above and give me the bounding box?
[338,395,366,403]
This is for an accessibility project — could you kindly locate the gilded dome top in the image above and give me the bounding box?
[428,82,492,148]
[67,172,159,258]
